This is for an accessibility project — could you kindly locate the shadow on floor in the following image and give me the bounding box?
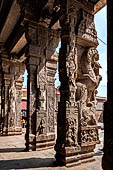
[0,157,56,169]
[0,148,25,153]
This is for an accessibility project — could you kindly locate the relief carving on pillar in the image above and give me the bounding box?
[66,46,78,104]
[77,10,98,44]
[9,83,16,128]
[36,64,47,136]
[46,60,57,133]
[47,86,55,133]
[38,65,47,111]
[37,118,46,135]
[76,47,102,127]
[65,116,78,146]
[81,128,98,144]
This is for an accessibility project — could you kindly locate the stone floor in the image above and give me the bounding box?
[0,129,104,170]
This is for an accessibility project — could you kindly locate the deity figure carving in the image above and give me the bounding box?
[76,47,102,126]
[37,119,46,135]
[65,116,78,146]
[66,44,78,105]
[81,129,98,144]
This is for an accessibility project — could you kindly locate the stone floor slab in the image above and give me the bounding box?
[0,132,103,170]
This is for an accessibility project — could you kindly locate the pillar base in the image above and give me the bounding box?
[55,125,99,167]
[25,133,55,151]
[55,145,95,167]
[2,127,22,136]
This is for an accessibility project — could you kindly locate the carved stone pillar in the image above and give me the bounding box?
[36,51,58,148]
[24,19,60,150]
[0,45,25,135]
[6,62,25,135]
[55,1,101,167]
[0,48,12,135]
[35,31,59,149]
[46,52,58,136]
[15,76,24,134]
[2,75,11,135]
[55,3,81,166]
[25,57,39,151]
[102,1,113,169]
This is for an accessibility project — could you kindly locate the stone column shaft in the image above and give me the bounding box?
[2,75,11,135]
[15,77,24,132]
[46,55,58,134]
[26,57,39,151]
[55,4,80,166]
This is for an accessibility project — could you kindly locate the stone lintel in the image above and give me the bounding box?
[0,0,21,43]
[93,0,106,14]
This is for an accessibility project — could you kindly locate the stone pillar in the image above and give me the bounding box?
[25,56,39,151]
[0,50,12,135]
[55,3,80,166]
[0,46,25,135]
[24,19,60,150]
[15,76,24,134]
[24,21,41,151]
[55,1,101,167]
[46,53,58,134]
[35,31,59,149]
[102,1,113,169]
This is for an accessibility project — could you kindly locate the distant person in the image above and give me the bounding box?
[22,119,25,128]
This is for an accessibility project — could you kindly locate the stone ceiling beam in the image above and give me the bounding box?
[11,33,27,54]
[0,0,21,43]
[94,0,106,14]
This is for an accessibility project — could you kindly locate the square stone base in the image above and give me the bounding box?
[55,146,95,167]
[2,127,22,136]
[55,125,99,167]
[25,133,55,151]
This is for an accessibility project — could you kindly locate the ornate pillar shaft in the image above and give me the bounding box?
[2,74,11,135]
[1,57,11,135]
[15,76,24,133]
[46,52,58,137]
[55,3,80,166]
[102,1,113,169]
[26,58,38,151]
[46,57,57,134]
[0,47,24,135]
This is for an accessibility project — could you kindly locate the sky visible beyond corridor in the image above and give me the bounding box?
[95,6,107,97]
[23,6,107,97]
